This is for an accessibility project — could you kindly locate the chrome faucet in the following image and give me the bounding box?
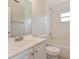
[15,35,24,42]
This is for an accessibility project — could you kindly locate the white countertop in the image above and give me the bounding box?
[8,35,46,58]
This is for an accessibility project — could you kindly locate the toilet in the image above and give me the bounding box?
[46,46,60,59]
[34,35,60,59]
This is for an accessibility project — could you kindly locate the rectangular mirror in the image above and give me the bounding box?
[8,0,32,37]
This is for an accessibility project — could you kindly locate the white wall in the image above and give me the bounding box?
[45,0,70,47]
[51,10,70,47]
[45,1,70,59]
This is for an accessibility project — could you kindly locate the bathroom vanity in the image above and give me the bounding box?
[8,35,46,59]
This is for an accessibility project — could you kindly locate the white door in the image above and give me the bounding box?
[34,45,46,59]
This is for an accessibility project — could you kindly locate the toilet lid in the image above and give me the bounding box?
[47,46,60,53]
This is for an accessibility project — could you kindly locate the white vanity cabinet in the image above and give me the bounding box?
[10,41,46,59]
[11,48,33,59]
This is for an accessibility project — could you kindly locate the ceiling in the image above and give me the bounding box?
[47,0,70,11]
[49,0,70,5]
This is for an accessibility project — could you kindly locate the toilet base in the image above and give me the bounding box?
[49,57,58,59]
[47,54,58,59]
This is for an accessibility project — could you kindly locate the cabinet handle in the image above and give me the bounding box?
[31,53,34,55]
[35,50,38,53]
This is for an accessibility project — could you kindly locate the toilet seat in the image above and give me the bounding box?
[46,46,60,56]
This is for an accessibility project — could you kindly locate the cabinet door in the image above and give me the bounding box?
[34,44,46,59]
[23,49,34,59]
[11,48,33,59]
